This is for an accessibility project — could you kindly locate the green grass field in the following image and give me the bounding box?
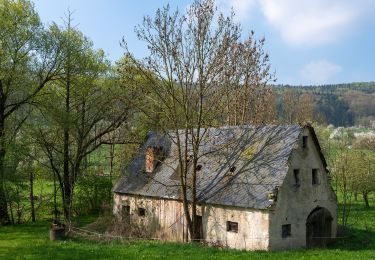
[1,200,374,260]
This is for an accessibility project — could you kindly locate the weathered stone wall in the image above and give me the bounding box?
[268,128,337,250]
[113,194,270,250]
[113,194,187,242]
[203,205,269,250]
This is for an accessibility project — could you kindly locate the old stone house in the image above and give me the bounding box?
[113,125,337,251]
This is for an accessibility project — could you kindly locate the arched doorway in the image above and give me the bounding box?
[306,207,333,248]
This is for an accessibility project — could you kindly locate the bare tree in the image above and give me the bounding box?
[119,0,274,240]
[219,32,275,125]
[296,93,315,124]
[282,89,298,124]
[282,90,315,124]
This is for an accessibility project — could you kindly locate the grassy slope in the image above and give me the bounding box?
[1,201,374,260]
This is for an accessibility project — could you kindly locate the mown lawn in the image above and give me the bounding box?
[1,201,375,260]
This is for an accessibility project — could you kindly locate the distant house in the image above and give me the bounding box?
[113,125,337,251]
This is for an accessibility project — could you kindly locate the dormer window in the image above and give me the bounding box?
[302,136,308,148]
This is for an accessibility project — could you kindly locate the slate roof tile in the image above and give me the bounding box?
[113,124,304,209]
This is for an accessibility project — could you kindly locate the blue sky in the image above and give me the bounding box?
[32,0,375,85]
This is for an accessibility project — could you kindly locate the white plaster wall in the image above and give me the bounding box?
[268,128,337,251]
[203,205,269,250]
[114,194,270,250]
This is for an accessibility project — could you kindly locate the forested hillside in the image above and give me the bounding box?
[274,82,375,127]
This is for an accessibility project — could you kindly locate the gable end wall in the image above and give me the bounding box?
[268,127,337,250]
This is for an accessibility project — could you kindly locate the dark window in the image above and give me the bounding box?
[302,136,308,148]
[312,169,318,185]
[122,205,130,224]
[196,164,202,171]
[226,221,238,233]
[282,224,291,238]
[293,169,300,187]
[196,215,203,240]
[138,207,146,217]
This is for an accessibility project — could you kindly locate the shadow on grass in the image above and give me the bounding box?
[333,202,375,250]
[329,226,375,251]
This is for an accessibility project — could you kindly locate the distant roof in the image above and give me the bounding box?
[113,124,323,209]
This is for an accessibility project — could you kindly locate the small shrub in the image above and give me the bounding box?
[74,171,112,215]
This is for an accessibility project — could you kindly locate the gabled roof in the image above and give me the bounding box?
[113,124,324,209]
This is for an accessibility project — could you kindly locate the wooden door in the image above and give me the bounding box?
[196,215,203,241]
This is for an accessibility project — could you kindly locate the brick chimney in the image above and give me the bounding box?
[145,146,161,173]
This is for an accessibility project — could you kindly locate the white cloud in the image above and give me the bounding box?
[217,0,257,22]
[300,60,342,84]
[259,0,371,46]
[219,0,374,46]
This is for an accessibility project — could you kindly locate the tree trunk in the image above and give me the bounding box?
[53,170,58,221]
[177,140,194,241]
[16,186,22,224]
[0,184,9,225]
[362,190,370,209]
[8,200,14,224]
[109,143,114,183]
[182,194,193,241]
[0,182,9,225]
[191,158,198,242]
[0,108,10,225]
[62,181,72,220]
[63,83,71,220]
[29,162,35,222]
[63,37,71,221]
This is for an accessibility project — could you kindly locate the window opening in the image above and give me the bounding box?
[227,221,238,233]
[294,169,300,187]
[312,169,318,185]
[282,224,291,238]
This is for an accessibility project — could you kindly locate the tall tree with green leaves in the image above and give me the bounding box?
[0,0,63,224]
[34,17,130,221]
